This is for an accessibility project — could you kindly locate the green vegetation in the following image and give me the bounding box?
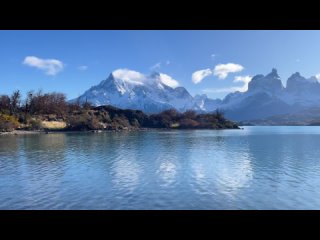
[0,90,239,132]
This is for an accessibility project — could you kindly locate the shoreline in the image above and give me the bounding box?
[0,127,240,135]
[0,130,45,135]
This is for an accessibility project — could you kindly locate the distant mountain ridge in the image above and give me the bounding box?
[74,68,320,123]
[219,68,320,122]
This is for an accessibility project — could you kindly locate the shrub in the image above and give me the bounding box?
[101,112,111,123]
[67,114,89,130]
[88,116,103,130]
[0,114,20,132]
[29,119,43,130]
[67,112,103,130]
[113,116,131,129]
[179,118,199,128]
[130,118,140,128]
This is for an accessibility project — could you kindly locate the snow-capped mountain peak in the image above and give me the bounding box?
[75,69,198,113]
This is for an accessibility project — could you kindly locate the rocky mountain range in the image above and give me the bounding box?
[219,69,320,122]
[73,68,320,124]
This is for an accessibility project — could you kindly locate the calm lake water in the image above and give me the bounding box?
[1,126,320,209]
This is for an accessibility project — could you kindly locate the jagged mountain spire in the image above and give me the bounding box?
[248,68,284,93]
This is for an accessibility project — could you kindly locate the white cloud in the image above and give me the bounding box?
[150,62,161,70]
[213,63,244,79]
[315,74,320,81]
[159,73,179,88]
[78,65,88,71]
[192,69,213,84]
[192,63,244,84]
[112,69,146,84]
[233,75,252,83]
[112,69,179,88]
[203,75,252,94]
[23,56,64,75]
[233,75,252,92]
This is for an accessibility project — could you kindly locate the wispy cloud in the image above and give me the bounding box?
[202,87,243,94]
[211,54,216,59]
[151,60,170,71]
[315,74,320,81]
[150,62,161,70]
[213,63,244,79]
[23,56,64,76]
[78,65,88,71]
[192,69,213,84]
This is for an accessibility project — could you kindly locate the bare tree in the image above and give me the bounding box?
[10,90,21,115]
[0,95,10,113]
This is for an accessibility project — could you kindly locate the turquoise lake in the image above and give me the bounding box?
[1,126,320,209]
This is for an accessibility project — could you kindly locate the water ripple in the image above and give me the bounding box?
[1,127,320,209]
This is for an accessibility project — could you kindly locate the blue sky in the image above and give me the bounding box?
[1,30,320,100]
